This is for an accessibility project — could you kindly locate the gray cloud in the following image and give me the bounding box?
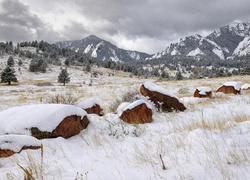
[0,0,59,43]
[72,0,250,36]
[1,0,250,53]
[55,0,250,53]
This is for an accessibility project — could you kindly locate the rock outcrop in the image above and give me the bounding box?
[216,82,241,94]
[0,104,89,140]
[140,82,186,112]
[194,87,212,98]
[0,135,41,158]
[119,100,153,124]
[31,115,89,139]
[76,98,103,116]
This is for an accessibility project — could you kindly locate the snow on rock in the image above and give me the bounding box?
[129,52,140,60]
[117,100,152,117]
[76,98,99,109]
[170,48,180,56]
[0,104,87,136]
[197,87,212,95]
[76,98,103,115]
[216,81,241,94]
[212,47,225,60]
[0,134,41,153]
[117,102,131,116]
[194,86,213,98]
[91,49,98,58]
[119,99,153,124]
[143,81,179,99]
[205,38,225,59]
[223,81,241,91]
[122,99,152,112]
[140,81,186,111]
[213,28,222,37]
[241,83,250,90]
[187,48,205,56]
[84,44,93,54]
[233,36,250,56]
[91,42,104,58]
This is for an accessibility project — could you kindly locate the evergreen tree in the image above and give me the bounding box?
[85,63,91,72]
[29,57,47,72]
[241,66,250,75]
[18,59,23,67]
[161,70,169,79]
[7,56,14,67]
[1,66,18,85]
[64,58,70,67]
[175,70,183,80]
[58,69,70,86]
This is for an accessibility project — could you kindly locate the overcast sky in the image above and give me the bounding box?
[0,0,250,54]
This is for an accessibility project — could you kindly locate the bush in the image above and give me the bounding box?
[45,94,79,105]
[109,88,140,113]
[109,87,157,113]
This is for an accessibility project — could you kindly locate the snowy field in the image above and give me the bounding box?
[0,55,250,179]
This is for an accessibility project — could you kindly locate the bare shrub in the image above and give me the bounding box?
[16,144,46,180]
[109,88,140,112]
[45,93,79,105]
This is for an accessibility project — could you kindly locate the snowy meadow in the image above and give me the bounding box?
[0,55,250,179]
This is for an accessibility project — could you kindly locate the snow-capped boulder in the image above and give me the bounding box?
[118,100,153,124]
[0,104,89,139]
[140,81,186,112]
[241,83,250,90]
[0,135,41,158]
[216,81,241,94]
[194,86,212,98]
[76,98,103,116]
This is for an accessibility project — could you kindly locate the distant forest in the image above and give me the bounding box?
[0,40,250,80]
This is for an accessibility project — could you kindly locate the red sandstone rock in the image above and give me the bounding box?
[0,135,41,158]
[31,115,89,139]
[194,87,212,98]
[84,104,103,116]
[140,82,186,112]
[216,85,240,94]
[76,98,103,116]
[119,100,153,124]
[0,149,14,158]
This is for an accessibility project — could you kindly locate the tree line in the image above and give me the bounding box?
[0,40,250,83]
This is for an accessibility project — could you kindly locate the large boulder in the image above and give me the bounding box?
[118,100,153,124]
[241,83,250,90]
[0,104,89,139]
[216,82,241,94]
[0,135,41,158]
[140,81,186,112]
[76,98,103,116]
[31,115,89,139]
[194,86,212,98]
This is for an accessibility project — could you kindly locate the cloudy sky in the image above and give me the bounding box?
[0,0,250,54]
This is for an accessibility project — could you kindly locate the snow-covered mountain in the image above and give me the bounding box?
[55,35,151,62]
[151,22,250,60]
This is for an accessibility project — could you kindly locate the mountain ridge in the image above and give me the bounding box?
[55,35,151,62]
[55,22,250,62]
[150,22,250,60]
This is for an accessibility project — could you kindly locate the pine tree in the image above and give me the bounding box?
[175,70,183,80]
[241,66,250,75]
[1,66,18,85]
[64,58,70,67]
[7,56,14,67]
[58,69,70,86]
[18,59,23,67]
[85,63,91,72]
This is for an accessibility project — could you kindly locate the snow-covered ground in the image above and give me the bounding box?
[0,55,250,179]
